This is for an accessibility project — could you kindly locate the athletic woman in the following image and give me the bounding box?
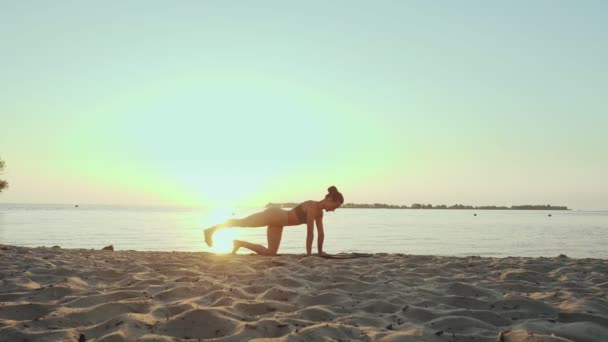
[204,186,344,256]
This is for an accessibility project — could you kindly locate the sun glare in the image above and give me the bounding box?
[202,207,241,254]
[210,229,238,253]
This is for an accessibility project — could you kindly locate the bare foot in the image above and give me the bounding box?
[204,227,215,247]
[232,240,241,254]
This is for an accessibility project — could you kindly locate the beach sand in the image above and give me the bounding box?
[1,245,607,341]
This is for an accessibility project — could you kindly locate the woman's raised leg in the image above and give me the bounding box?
[205,208,285,247]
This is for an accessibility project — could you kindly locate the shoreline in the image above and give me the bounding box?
[1,245,607,341]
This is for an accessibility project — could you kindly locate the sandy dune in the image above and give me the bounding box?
[1,245,607,341]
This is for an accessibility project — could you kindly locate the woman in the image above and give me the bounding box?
[204,186,344,256]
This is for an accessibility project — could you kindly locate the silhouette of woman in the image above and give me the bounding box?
[204,186,344,256]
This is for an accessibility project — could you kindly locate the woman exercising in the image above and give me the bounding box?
[204,186,344,256]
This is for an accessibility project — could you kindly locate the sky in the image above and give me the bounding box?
[1,1,607,209]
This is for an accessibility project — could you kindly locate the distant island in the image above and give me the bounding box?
[265,203,569,210]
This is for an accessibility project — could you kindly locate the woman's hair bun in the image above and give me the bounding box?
[325,185,344,203]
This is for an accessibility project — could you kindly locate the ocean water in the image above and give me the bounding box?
[1,204,607,258]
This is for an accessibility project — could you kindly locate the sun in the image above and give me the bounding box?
[202,207,241,254]
[210,229,238,253]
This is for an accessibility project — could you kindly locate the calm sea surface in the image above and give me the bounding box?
[1,204,607,258]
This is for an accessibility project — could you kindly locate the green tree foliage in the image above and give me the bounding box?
[0,159,7,192]
[267,201,568,210]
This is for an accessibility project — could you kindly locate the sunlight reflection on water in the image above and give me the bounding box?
[1,204,607,258]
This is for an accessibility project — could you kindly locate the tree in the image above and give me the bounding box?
[0,159,7,192]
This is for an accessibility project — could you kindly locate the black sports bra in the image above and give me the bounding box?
[293,203,307,223]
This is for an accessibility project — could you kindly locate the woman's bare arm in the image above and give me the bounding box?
[315,215,324,254]
[306,219,314,255]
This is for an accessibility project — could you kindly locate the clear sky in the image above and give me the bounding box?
[1,1,607,209]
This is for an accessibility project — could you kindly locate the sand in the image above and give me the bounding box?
[1,245,608,341]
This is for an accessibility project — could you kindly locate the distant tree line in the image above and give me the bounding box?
[0,158,7,192]
[266,202,568,210]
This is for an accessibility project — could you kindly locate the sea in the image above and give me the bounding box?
[1,203,607,258]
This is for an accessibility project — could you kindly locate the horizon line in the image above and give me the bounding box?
[1,201,607,212]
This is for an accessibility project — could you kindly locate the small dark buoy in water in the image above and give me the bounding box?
[75,204,79,208]
[474,213,477,216]
[548,214,552,217]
